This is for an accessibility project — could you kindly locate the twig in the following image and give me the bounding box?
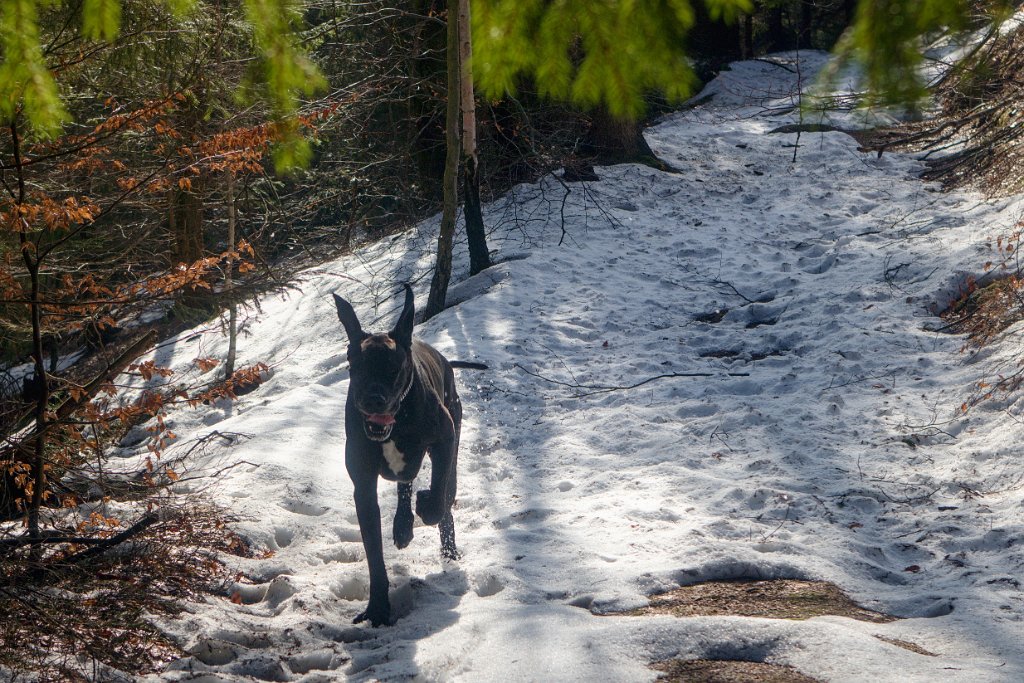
[709,423,734,452]
[710,277,773,305]
[823,369,897,391]
[759,503,793,544]
[514,363,749,398]
[171,458,259,485]
[547,170,573,247]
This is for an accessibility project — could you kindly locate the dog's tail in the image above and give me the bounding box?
[450,361,489,370]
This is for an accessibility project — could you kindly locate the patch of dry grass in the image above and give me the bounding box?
[652,658,820,683]
[614,578,942,682]
[620,578,895,623]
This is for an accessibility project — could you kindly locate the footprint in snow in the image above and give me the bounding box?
[274,526,294,549]
[316,544,362,564]
[799,251,837,274]
[287,649,344,675]
[491,508,555,529]
[280,498,331,516]
[331,574,370,601]
[229,575,298,608]
[262,573,299,606]
[792,241,828,257]
[212,629,273,649]
[333,526,362,543]
[190,638,243,666]
[675,403,719,418]
[472,572,506,597]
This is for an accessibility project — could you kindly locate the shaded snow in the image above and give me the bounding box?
[124,53,1024,681]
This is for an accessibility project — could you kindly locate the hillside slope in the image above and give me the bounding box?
[136,52,1024,682]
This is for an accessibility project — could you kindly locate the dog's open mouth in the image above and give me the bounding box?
[363,412,395,441]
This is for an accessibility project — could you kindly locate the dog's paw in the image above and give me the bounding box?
[353,600,391,627]
[415,490,445,526]
[393,510,414,549]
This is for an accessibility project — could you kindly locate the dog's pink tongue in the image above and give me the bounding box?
[366,413,395,426]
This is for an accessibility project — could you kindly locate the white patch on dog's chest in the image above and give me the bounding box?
[381,441,406,473]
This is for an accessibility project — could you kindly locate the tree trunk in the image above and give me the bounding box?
[425,0,461,319]
[463,157,490,274]
[584,107,675,171]
[458,0,491,276]
[798,0,814,49]
[170,181,210,319]
[408,0,447,199]
[588,108,639,160]
[172,186,204,265]
[224,173,238,380]
[765,6,789,52]
[743,13,753,59]
[9,121,47,546]
[843,0,858,25]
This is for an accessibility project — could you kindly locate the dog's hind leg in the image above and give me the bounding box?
[439,508,458,560]
[424,433,459,559]
[416,438,456,526]
[393,482,414,549]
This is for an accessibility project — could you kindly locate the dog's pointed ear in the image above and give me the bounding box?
[333,293,365,345]
[390,284,414,348]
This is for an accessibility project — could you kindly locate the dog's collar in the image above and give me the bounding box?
[398,371,414,404]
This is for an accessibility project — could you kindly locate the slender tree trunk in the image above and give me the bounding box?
[425,0,461,319]
[224,173,238,380]
[766,6,788,52]
[743,13,753,59]
[10,121,47,546]
[171,181,207,318]
[409,0,448,198]
[173,187,204,264]
[798,0,814,49]
[458,0,491,275]
[843,0,858,25]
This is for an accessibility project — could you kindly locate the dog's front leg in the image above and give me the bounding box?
[351,480,391,626]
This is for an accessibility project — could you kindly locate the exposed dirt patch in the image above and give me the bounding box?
[874,635,938,657]
[652,658,820,683]
[620,579,896,623]
[700,349,740,358]
[694,308,729,324]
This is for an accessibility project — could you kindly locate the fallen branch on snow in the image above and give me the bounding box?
[514,363,750,398]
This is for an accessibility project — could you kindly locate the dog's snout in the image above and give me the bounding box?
[364,391,389,413]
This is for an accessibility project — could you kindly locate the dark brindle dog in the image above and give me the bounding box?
[333,284,484,626]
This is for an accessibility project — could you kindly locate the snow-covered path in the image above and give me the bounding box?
[140,53,1024,681]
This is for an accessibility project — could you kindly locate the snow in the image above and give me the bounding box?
[126,51,1024,681]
